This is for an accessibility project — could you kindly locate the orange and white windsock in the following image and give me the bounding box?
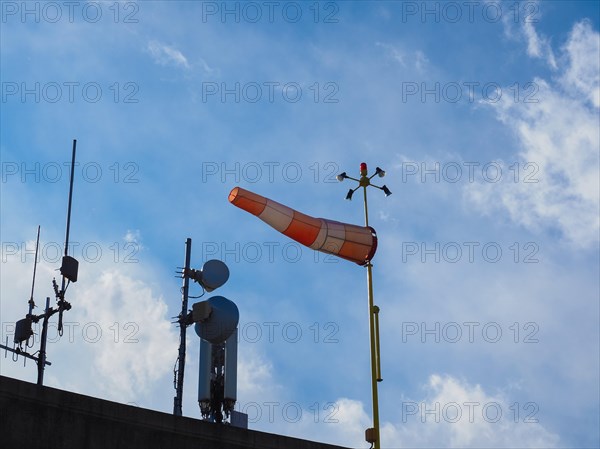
[229,187,377,265]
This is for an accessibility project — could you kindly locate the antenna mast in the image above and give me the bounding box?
[173,238,192,416]
[171,241,235,421]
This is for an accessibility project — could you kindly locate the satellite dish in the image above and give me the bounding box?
[200,260,229,292]
[194,296,239,344]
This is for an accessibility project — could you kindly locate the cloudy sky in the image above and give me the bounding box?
[1,1,598,448]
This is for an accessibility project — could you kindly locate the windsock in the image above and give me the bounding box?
[229,187,377,265]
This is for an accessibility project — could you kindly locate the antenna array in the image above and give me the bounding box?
[171,239,239,424]
[0,140,79,385]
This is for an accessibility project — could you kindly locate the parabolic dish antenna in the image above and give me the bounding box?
[200,259,229,292]
[194,296,239,344]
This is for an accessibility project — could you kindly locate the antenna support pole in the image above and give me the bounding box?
[174,238,192,416]
[37,297,51,386]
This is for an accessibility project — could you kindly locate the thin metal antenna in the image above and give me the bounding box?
[28,225,41,315]
[64,139,76,262]
[57,139,77,334]
[173,238,192,416]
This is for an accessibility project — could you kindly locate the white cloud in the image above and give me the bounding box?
[501,1,556,68]
[320,397,372,446]
[123,229,144,252]
[466,21,600,248]
[312,375,559,448]
[73,268,177,401]
[376,42,429,71]
[522,21,556,68]
[376,41,406,66]
[147,40,190,69]
[559,20,600,108]
[415,50,429,72]
[237,346,282,402]
[392,374,560,448]
[198,57,217,75]
[124,229,141,244]
[146,40,217,75]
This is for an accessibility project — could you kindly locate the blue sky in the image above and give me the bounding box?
[1,1,599,447]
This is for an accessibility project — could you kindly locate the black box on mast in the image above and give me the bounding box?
[60,256,79,283]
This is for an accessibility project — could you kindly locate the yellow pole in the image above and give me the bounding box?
[363,186,381,449]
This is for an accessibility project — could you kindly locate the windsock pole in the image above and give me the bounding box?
[337,161,391,449]
[363,183,381,449]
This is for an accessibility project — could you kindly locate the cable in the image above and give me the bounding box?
[173,357,179,389]
[187,284,206,299]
